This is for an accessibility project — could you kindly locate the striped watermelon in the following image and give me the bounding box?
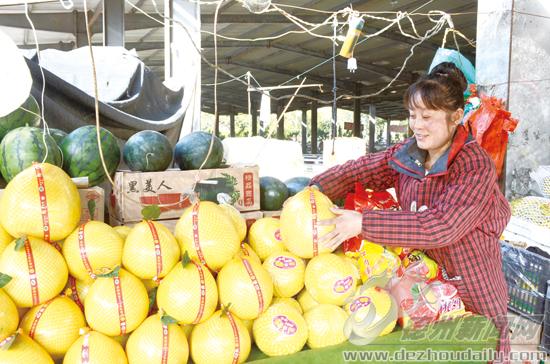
[174,131,223,170]
[60,125,120,186]
[0,95,40,142]
[123,130,173,172]
[0,127,62,182]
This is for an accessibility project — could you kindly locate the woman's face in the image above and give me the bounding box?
[408,97,463,156]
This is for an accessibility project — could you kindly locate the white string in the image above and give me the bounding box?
[24,1,51,164]
[58,0,74,10]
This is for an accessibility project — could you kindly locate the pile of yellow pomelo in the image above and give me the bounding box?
[0,163,397,363]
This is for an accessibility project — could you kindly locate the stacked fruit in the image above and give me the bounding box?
[0,163,399,363]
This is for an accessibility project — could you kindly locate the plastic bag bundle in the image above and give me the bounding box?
[530,166,550,199]
[510,196,550,229]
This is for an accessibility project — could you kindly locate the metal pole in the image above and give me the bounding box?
[368,104,376,153]
[301,108,307,154]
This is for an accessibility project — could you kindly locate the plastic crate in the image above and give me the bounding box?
[500,242,550,322]
[541,282,550,354]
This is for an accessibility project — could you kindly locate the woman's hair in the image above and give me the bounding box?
[403,62,467,112]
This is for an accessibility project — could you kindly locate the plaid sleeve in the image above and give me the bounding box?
[362,151,502,249]
[309,143,402,202]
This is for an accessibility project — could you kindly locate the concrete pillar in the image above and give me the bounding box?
[368,104,376,153]
[301,108,307,154]
[353,84,362,138]
[386,119,391,146]
[276,102,285,140]
[229,108,235,137]
[311,100,318,154]
[251,101,258,136]
[477,0,550,197]
[103,0,124,46]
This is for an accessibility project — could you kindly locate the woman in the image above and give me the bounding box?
[312,62,511,363]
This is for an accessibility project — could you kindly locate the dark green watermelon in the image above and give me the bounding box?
[0,95,40,141]
[48,128,68,146]
[284,176,311,197]
[194,174,239,204]
[0,126,62,182]
[174,131,223,170]
[123,130,173,172]
[60,125,120,186]
[260,176,289,211]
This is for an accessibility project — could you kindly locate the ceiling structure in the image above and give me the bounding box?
[0,0,477,120]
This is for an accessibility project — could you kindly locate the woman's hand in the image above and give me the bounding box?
[318,207,363,251]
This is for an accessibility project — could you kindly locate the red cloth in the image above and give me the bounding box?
[311,128,511,360]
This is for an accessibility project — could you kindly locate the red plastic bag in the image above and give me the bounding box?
[342,183,399,252]
[464,91,518,177]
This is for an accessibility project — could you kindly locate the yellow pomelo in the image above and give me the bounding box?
[64,276,93,312]
[0,289,18,341]
[296,289,319,313]
[157,257,218,325]
[126,313,189,364]
[248,218,285,261]
[402,250,439,280]
[217,257,274,320]
[63,221,124,281]
[344,286,397,338]
[235,242,261,265]
[272,297,303,314]
[346,241,400,283]
[0,331,53,364]
[113,226,132,240]
[304,253,357,306]
[219,203,247,242]
[0,237,68,307]
[0,163,80,242]
[63,331,127,364]
[20,296,85,359]
[253,302,308,357]
[241,319,254,343]
[122,221,180,280]
[190,310,251,364]
[336,250,362,285]
[0,225,13,256]
[280,187,336,258]
[263,252,305,298]
[175,201,240,271]
[304,304,348,348]
[85,268,148,336]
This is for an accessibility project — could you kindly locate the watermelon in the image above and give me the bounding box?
[123,130,173,172]
[260,176,289,211]
[194,174,239,205]
[48,128,68,146]
[0,126,62,182]
[60,125,121,186]
[0,95,40,141]
[174,131,223,170]
[284,176,311,196]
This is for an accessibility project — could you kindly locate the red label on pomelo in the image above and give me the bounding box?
[113,275,127,335]
[192,261,207,324]
[146,220,163,283]
[309,191,319,256]
[29,299,53,338]
[240,243,249,256]
[192,204,208,268]
[78,224,96,280]
[242,258,264,314]
[274,229,282,241]
[24,239,40,306]
[226,312,241,364]
[68,276,84,311]
[33,164,51,242]
[161,324,170,364]
[272,315,297,336]
[81,333,90,364]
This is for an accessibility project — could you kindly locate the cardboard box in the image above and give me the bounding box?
[109,165,260,223]
[79,187,105,224]
[110,210,264,236]
[262,210,282,219]
[0,186,104,224]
